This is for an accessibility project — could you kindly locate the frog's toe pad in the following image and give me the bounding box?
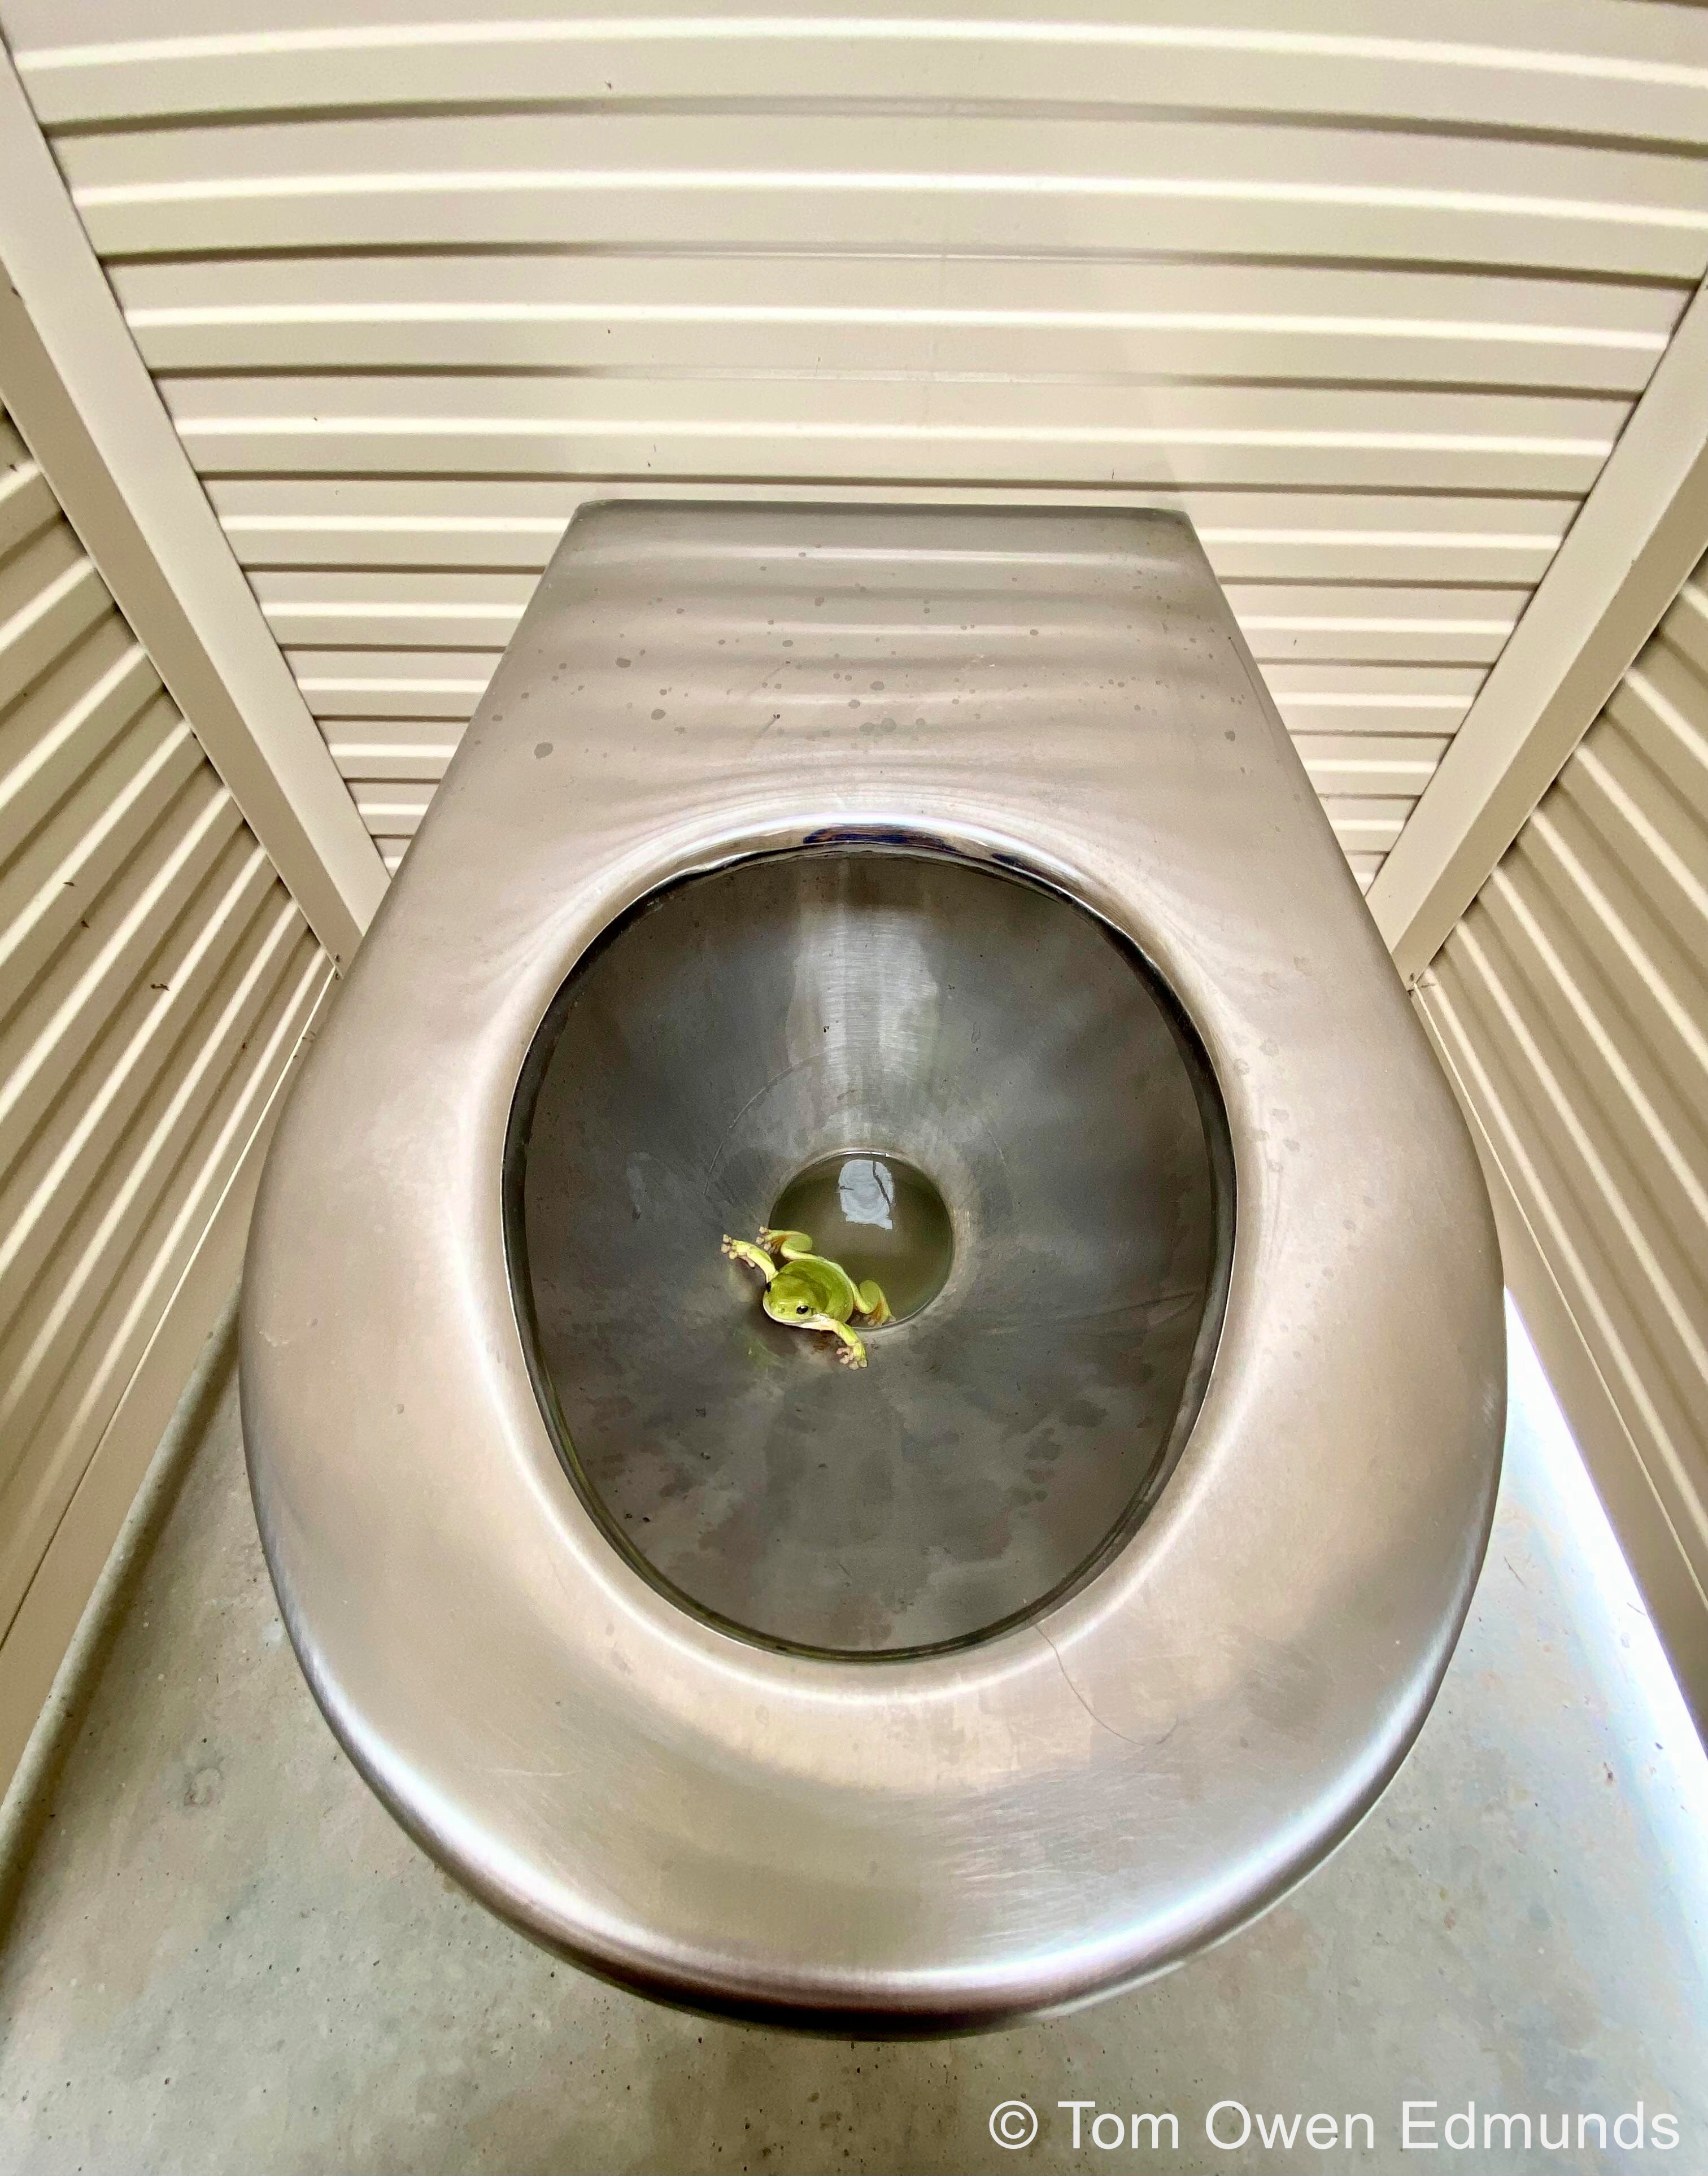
[837,1345,866,1368]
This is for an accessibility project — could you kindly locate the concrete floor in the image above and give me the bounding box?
[0,1304,1703,2176]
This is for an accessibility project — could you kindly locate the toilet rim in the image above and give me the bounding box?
[243,785,1502,2030]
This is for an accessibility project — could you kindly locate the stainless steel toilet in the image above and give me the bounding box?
[241,502,1504,2031]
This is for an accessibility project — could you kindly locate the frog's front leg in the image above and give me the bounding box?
[721,1235,777,1283]
[810,1314,869,1368]
[758,1227,814,1262]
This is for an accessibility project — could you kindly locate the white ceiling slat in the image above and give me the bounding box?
[325,726,461,784]
[1292,733,1450,788]
[14,0,1708,143]
[162,374,1623,496]
[350,782,436,840]
[1321,795,1417,851]
[209,479,1575,585]
[1227,583,1526,666]
[247,568,1531,665]
[286,651,495,721]
[55,113,1708,280]
[114,255,1679,394]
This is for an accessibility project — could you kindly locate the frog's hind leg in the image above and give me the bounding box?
[758,1227,814,1262]
[854,1280,892,1327]
[808,1314,868,1368]
[721,1235,776,1283]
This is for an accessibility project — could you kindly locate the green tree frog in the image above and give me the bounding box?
[720,1227,892,1368]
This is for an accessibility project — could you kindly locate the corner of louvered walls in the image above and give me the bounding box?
[1415,554,1708,1732]
[0,401,334,1789]
[8,2,1708,886]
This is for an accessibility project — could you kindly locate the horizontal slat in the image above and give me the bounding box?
[249,568,535,649]
[14,1,1708,145]
[289,651,491,719]
[55,113,1708,278]
[323,720,460,783]
[348,780,434,839]
[208,477,1577,585]
[1228,583,1524,664]
[163,374,1623,494]
[114,254,1681,394]
[263,569,1524,675]
[1292,732,1449,792]
[1321,795,1415,850]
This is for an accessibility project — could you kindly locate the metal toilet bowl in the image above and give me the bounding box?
[241,503,1505,2033]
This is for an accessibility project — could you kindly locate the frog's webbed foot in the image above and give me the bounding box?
[854,1280,891,1326]
[721,1235,775,1282]
[758,1227,814,1261]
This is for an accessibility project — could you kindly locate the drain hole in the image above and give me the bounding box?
[767,1153,953,1325]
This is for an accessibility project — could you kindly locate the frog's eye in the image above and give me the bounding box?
[796,1302,809,1315]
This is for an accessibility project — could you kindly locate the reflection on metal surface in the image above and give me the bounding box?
[242,502,1505,2033]
[508,849,1229,1657]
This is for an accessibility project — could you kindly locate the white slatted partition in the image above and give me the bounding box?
[1417,552,1708,1726]
[7,0,1706,886]
[0,401,333,1782]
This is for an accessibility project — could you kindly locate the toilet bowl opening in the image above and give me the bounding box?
[504,844,1234,1661]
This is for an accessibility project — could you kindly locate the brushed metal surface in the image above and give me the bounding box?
[241,500,1505,2033]
[511,849,1229,1656]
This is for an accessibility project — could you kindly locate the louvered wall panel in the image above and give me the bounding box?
[1420,552,1708,1648]
[0,403,334,1652]
[6,0,1706,886]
